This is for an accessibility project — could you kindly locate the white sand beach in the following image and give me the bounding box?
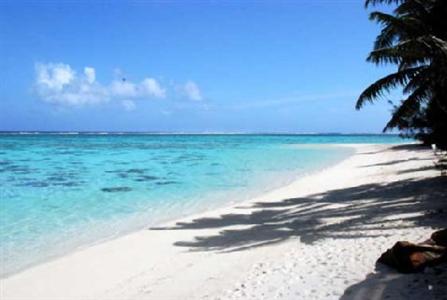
[1,143,446,300]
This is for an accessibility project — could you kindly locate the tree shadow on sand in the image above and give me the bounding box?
[340,263,447,300]
[151,176,447,252]
[151,145,447,299]
[358,144,428,155]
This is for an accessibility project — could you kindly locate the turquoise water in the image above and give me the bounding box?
[0,134,404,276]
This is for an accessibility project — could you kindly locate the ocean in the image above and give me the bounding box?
[0,133,404,276]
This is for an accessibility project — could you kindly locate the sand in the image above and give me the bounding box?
[1,143,446,300]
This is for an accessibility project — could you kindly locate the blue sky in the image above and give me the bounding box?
[0,0,397,133]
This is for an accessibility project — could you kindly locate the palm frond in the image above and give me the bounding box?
[384,84,431,130]
[370,12,428,49]
[374,26,399,49]
[361,0,447,148]
[394,0,430,17]
[369,12,424,31]
[356,66,423,109]
[402,66,431,94]
[367,37,435,65]
[365,0,404,8]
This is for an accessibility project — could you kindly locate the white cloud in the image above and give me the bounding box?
[84,67,96,84]
[122,100,136,111]
[110,78,165,99]
[43,90,107,106]
[110,80,137,97]
[36,63,75,91]
[34,63,167,107]
[183,81,202,101]
[35,64,107,106]
[141,78,166,98]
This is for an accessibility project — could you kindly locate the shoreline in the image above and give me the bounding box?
[2,143,446,300]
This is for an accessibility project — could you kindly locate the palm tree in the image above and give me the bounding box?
[356,0,447,148]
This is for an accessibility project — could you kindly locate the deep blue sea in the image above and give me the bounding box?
[0,133,405,276]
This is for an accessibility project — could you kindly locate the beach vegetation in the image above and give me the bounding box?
[357,0,447,149]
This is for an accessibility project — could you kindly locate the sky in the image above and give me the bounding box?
[0,0,398,133]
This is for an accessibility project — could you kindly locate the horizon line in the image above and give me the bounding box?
[0,131,400,136]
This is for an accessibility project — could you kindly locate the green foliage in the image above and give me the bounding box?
[357,0,447,149]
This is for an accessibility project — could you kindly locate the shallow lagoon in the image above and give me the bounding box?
[0,134,404,276]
